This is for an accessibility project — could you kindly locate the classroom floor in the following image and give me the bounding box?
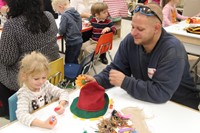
[1,18,199,128]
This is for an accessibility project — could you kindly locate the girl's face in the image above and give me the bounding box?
[96,9,109,20]
[25,72,48,92]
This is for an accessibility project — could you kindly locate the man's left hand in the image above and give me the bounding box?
[109,69,125,87]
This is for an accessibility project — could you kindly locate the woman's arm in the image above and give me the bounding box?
[0,21,19,66]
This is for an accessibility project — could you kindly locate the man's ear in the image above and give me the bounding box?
[154,23,161,33]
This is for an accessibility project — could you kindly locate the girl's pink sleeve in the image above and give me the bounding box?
[162,5,173,27]
[176,12,188,20]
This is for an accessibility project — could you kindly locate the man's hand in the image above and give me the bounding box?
[84,74,96,82]
[109,69,125,87]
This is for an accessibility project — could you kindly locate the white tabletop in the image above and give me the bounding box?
[1,87,200,133]
[164,20,200,39]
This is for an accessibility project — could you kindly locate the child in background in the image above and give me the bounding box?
[81,2,116,64]
[0,0,8,26]
[52,0,83,64]
[16,51,69,129]
[162,0,188,27]
[0,0,8,14]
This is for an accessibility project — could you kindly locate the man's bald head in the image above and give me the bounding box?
[133,3,163,24]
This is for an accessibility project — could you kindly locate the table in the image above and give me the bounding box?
[55,16,92,54]
[1,87,200,133]
[164,21,200,45]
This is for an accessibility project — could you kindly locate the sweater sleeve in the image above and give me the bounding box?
[176,12,188,20]
[46,81,69,103]
[58,15,68,36]
[0,21,19,66]
[94,35,132,89]
[108,19,117,34]
[16,89,36,126]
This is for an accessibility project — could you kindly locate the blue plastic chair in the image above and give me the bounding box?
[64,52,95,87]
[8,93,18,122]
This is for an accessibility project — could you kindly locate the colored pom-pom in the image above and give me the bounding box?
[54,107,60,112]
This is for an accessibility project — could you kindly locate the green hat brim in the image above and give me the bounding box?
[70,93,109,119]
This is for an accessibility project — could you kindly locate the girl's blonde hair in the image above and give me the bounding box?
[91,2,108,16]
[18,51,49,87]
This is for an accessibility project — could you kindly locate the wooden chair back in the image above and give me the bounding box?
[48,57,64,85]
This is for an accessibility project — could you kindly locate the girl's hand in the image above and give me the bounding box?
[45,116,57,129]
[54,105,65,115]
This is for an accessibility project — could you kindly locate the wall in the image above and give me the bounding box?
[182,0,200,17]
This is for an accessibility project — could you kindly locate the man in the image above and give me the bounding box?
[85,3,200,110]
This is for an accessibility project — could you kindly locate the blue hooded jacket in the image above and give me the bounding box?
[59,7,83,46]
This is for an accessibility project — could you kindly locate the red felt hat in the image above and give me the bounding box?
[70,81,109,119]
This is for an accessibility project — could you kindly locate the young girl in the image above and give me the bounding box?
[16,51,69,129]
[162,0,188,27]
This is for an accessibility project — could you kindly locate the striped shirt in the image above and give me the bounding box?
[90,17,116,41]
[16,80,69,126]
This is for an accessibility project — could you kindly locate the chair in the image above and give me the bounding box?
[48,57,64,85]
[183,43,200,84]
[64,52,95,87]
[93,32,114,74]
[8,93,17,122]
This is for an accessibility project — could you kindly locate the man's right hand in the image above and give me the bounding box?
[84,74,96,82]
